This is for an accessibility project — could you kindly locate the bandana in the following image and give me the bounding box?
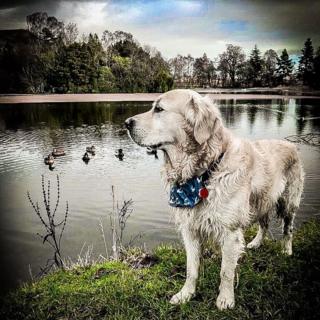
[169,153,224,208]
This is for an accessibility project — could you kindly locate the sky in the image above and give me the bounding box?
[0,0,320,60]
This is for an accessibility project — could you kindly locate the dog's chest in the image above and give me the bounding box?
[172,179,251,240]
[173,204,234,241]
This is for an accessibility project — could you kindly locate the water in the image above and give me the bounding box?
[0,99,319,293]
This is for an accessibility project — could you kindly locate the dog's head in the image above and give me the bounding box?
[125,89,223,151]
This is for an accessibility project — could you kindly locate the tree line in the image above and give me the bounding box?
[0,12,173,93]
[170,40,320,89]
[0,12,319,93]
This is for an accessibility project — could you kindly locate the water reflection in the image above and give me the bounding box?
[0,99,319,294]
[0,102,151,130]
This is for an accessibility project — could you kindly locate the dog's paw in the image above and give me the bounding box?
[281,238,293,255]
[282,245,293,255]
[170,290,193,305]
[216,290,235,310]
[247,239,262,249]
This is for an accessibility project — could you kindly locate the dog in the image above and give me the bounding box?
[125,89,304,310]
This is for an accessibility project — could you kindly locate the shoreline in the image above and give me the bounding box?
[1,220,319,319]
[0,92,320,104]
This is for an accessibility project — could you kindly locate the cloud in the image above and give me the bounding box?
[0,0,319,58]
[218,20,248,33]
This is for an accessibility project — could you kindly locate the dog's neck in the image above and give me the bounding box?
[162,126,230,184]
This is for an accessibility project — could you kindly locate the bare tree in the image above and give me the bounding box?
[63,22,78,46]
[169,54,186,85]
[184,54,195,87]
[101,30,115,50]
[109,186,133,260]
[263,49,278,87]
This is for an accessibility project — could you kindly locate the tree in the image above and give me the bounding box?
[106,36,172,93]
[97,66,116,92]
[194,53,216,87]
[237,60,251,88]
[218,44,246,87]
[63,23,78,46]
[49,34,106,93]
[184,54,195,87]
[26,12,64,42]
[248,45,263,87]
[298,38,314,86]
[313,47,320,89]
[262,49,278,87]
[150,52,173,92]
[101,30,115,49]
[169,54,186,86]
[276,49,293,85]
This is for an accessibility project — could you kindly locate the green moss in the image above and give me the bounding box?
[1,220,320,320]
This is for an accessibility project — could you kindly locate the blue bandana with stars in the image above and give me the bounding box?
[168,153,224,208]
[169,176,204,208]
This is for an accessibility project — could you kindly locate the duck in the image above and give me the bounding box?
[86,145,96,155]
[44,154,54,165]
[49,163,55,171]
[115,148,124,160]
[52,147,65,157]
[82,152,90,162]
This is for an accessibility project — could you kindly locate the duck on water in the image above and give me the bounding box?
[52,147,65,157]
[115,148,124,160]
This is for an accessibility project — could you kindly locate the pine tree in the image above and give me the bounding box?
[276,49,293,85]
[298,38,314,86]
[248,45,263,87]
[313,47,320,89]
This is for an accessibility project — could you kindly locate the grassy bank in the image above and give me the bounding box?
[1,220,320,320]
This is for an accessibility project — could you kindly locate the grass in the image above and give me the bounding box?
[1,220,320,320]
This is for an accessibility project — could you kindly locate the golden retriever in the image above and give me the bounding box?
[125,89,304,309]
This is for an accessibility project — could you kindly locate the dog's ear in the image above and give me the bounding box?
[185,94,220,145]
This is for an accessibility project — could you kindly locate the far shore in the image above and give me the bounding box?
[0,92,320,104]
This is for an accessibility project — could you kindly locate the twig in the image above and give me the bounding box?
[99,218,109,258]
[27,175,69,275]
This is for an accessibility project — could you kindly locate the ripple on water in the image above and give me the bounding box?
[0,100,319,293]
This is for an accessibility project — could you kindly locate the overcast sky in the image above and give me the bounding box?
[1,0,320,59]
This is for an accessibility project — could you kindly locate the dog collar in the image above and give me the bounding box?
[169,153,224,208]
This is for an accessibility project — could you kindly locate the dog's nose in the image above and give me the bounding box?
[125,118,135,130]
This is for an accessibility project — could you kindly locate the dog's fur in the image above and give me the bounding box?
[125,89,304,310]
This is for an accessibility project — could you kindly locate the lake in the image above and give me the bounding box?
[0,98,319,294]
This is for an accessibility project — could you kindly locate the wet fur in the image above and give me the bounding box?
[126,89,305,309]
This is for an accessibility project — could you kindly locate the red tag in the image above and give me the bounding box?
[199,187,209,199]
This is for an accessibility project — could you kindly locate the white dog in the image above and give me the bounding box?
[125,89,304,310]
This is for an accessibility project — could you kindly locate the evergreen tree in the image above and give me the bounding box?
[298,38,314,86]
[248,45,263,87]
[313,47,320,89]
[276,49,293,85]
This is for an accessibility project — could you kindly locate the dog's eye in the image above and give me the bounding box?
[154,106,164,113]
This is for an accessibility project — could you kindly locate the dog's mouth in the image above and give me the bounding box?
[139,141,171,150]
[126,129,172,150]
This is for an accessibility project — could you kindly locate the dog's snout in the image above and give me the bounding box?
[125,118,135,130]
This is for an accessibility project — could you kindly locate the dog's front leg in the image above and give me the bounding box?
[216,229,244,310]
[170,226,200,304]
